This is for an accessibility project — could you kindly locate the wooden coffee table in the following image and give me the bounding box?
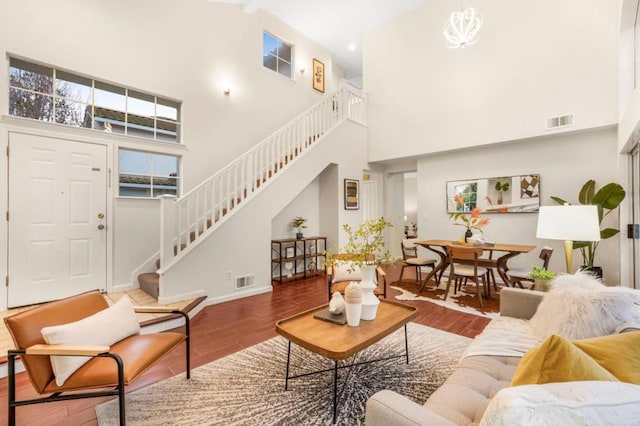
[275,299,418,423]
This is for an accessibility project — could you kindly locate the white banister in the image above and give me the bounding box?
[159,86,367,272]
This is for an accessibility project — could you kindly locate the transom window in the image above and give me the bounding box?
[9,58,181,143]
[119,149,180,198]
[263,31,292,78]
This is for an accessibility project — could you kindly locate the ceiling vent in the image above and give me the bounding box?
[546,114,574,130]
[235,274,255,290]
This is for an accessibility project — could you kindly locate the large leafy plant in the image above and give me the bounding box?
[325,217,393,267]
[551,180,625,267]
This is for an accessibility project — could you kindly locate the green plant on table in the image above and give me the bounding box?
[291,216,308,233]
[551,179,625,267]
[526,266,555,281]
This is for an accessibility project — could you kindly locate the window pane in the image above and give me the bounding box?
[264,54,277,72]
[263,32,279,57]
[156,119,178,142]
[151,153,178,176]
[128,90,155,117]
[9,58,53,94]
[55,99,91,128]
[157,98,179,121]
[278,59,292,78]
[119,149,151,174]
[95,80,126,112]
[9,88,53,121]
[94,107,125,134]
[126,112,155,140]
[278,43,291,62]
[56,71,92,103]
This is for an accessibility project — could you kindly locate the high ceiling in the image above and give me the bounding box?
[209,0,426,80]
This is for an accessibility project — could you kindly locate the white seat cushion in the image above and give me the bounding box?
[406,257,435,266]
[453,264,488,277]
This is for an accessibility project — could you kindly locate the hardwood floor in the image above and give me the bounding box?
[0,263,490,425]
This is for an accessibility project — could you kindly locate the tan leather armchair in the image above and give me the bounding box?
[4,290,191,426]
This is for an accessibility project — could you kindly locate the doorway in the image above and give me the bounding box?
[7,133,108,307]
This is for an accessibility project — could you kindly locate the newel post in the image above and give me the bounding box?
[159,194,178,272]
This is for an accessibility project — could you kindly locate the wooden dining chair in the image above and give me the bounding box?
[507,246,554,289]
[399,239,438,284]
[445,245,490,314]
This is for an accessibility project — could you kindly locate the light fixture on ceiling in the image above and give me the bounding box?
[443,7,483,48]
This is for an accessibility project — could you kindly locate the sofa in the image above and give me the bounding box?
[366,275,640,426]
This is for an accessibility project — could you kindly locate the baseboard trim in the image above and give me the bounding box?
[205,285,272,306]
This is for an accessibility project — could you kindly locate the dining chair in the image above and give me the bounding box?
[326,254,387,300]
[399,239,438,285]
[445,244,490,314]
[507,246,554,289]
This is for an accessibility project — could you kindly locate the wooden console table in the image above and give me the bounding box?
[271,236,327,284]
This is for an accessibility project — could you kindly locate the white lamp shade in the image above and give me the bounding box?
[536,205,601,241]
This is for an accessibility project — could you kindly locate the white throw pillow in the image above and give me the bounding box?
[332,261,362,282]
[480,381,640,426]
[41,295,140,386]
[529,272,640,340]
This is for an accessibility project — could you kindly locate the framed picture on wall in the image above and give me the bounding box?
[344,179,359,210]
[312,58,325,93]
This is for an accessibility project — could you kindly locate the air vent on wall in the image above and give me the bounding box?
[546,114,574,130]
[235,274,255,290]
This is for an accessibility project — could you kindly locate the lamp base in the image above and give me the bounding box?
[564,240,573,273]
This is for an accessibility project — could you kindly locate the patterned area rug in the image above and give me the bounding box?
[96,323,470,425]
[391,279,502,318]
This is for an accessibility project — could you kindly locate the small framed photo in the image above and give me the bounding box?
[285,246,295,258]
[312,58,325,93]
[344,179,359,210]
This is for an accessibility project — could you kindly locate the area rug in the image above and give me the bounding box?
[391,279,501,318]
[96,323,470,425]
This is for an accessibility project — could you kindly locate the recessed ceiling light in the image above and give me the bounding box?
[348,44,357,51]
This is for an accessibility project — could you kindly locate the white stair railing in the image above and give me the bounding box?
[159,86,367,272]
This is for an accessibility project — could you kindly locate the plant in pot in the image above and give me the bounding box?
[526,266,555,292]
[292,216,307,239]
[494,180,510,205]
[324,217,393,321]
[551,180,626,278]
[450,195,491,242]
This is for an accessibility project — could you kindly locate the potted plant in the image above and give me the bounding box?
[292,216,308,239]
[324,218,393,321]
[495,180,510,205]
[450,195,491,242]
[551,179,625,277]
[526,266,555,292]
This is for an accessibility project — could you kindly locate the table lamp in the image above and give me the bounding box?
[536,205,601,273]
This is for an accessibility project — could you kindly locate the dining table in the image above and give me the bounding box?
[414,239,537,292]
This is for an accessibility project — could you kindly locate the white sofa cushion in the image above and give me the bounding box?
[529,272,640,340]
[332,261,362,282]
[480,381,640,426]
[41,295,140,386]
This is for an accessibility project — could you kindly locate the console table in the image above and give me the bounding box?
[271,236,326,284]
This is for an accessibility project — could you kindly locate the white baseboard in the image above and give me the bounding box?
[205,285,272,306]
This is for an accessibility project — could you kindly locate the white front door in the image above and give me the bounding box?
[362,180,378,222]
[8,133,107,307]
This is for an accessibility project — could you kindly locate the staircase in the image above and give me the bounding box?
[137,86,367,300]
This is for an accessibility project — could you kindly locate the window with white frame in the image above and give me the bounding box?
[9,57,181,143]
[263,31,292,78]
[119,149,180,198]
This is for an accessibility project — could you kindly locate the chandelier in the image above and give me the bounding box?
[443,7,483,48]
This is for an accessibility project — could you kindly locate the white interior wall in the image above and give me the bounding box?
[271,178,320,239]
[0,0,344,292]
[364,0,619,162]
[417,127,622,284]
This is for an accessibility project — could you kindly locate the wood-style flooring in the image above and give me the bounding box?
[0,263,490,425]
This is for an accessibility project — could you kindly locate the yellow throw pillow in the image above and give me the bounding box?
[511,334,619,386]
[573,331,640,384]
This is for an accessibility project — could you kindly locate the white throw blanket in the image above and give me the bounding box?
[463,316,542,358]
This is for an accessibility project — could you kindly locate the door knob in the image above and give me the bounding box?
[98,213,105,219]
[98,224,105,230]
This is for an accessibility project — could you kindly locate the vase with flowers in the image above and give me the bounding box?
[450,195,490,242]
